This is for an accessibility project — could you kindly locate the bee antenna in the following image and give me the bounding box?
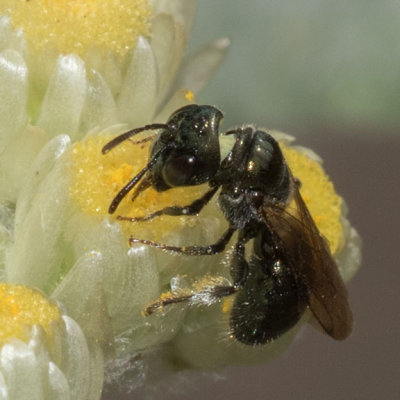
[108,145,168,214]
[101,123,168,154]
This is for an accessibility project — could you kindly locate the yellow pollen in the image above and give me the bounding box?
[280,143,344,254]
[222,296,234,314]
[0,283,61,346]
[0,0,152,58]
[185,90,195,102]
[109,163,134,186]
[69,134,207,241]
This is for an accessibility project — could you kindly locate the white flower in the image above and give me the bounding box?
[0,0,229,203]
[0,0,361,395]
[0,283,103,400]
[4,124,361,377]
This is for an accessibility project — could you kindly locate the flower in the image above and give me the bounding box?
[0,0,229,203]
[5,124,361,377]
[0,0,361,395]
[0,0,231,394]
[0,283,103,399]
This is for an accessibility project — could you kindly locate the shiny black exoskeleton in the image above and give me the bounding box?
[102,104,353,345]
[102,105,223,213]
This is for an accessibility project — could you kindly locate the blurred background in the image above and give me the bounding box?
[190,0,399,137]
[171,1,398,399]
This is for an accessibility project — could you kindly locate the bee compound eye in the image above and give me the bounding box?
[162,154,197,187]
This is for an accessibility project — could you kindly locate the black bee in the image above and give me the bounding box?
[102,104,353,345]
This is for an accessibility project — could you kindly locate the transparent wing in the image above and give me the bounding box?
[263,181,353,340]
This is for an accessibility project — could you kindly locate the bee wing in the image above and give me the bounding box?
[263,185,353,340]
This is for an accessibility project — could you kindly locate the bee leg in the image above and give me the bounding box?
[230,235,252,288]
[118,186,218,222]
[130,175,152,203]
[129,226,236,255]
[144,282,237,315]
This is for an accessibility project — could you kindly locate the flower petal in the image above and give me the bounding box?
[0,125,48,204]
[0,49,28,152]
[0,339,44,400]
[117,36,158,127]
[151,14,178,102]
[80,69,118,133]
[0,17,26,55]
[336,214,362,282]
[14,134,70,229]
[0,371,8,399]
[173,37,230,94]
[51,251,112,351]
[7,137,72,291]
[37,55,87,140]
[47,362,70,400]
[151,0,198,34]
[59,316,92,400]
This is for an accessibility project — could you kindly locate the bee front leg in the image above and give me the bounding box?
[118,186,219,223]
[129,226,236,256]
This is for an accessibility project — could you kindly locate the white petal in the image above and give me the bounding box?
[0,49,28,152]
[80,69,118,132]
[54,217,159,337]
[60,316,91,400]
[7,140,72,290]
[0,125,48,204]
[0,371,8,400]
[173,38,230,94]
[14,134,70,229]
[86,345,104,400]
[151,0,198,34]
[151,14,177,101]
[111,245,160,334]
[0,17,26,55]
[117,36,158,126]
[336,216,362,282]
[37,55,87,140]
[0,340,44,400]
[51,251,112,349]
[47,362,71,400]
[152,17,187,110]
[84,50,122,97]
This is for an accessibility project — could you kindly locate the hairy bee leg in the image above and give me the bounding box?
[144,285,238,315]
[118,186,218,223]
[129,226,236,256]
[145,294,193,315]
[230,241,250,288]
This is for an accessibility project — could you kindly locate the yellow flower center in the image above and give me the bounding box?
[69,134,343,253]
[0,283,61,346]
[281,143,343,254]
[69,134,207,241]
[0,0,152,58]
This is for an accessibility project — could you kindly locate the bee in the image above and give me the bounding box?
[102,104,353,345]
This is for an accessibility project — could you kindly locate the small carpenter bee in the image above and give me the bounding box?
[102,104,353,345]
